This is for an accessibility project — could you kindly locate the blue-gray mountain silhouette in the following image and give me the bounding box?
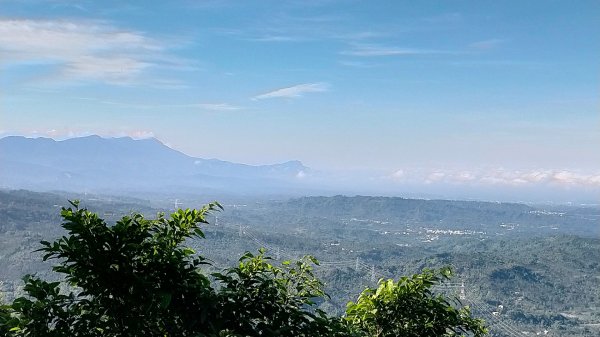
[0,135,310,195]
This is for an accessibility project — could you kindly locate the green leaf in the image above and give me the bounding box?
[159,292,172,309]
[194,228,205,238]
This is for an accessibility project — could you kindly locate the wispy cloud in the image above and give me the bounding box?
[246,35,306,42]
[338,60,378,68]
[421,12,463,25]
[341,44,450,57]
[0,18,185,85]
[188,103,242,111]
[113,101,243,111]
[215,11,376,45]
[334,31,387,40]
[74,97,242,111]
[468,38,506,50]
[253,83,329,100]
[447,60,547,68]
[62,56,152,83]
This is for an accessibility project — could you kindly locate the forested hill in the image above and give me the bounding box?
[284,195,531,220]
[255,195,599,237]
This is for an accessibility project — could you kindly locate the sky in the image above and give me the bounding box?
[1,0,599,201]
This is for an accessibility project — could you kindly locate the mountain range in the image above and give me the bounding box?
[0,135,311,196]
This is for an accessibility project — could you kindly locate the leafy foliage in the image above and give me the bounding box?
[345,269,486,337]
[0,202,486,337]
[211,250,349,337]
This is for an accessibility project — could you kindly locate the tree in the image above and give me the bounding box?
[345,269,486,337]
[2,201,221,336]
[211,250,349,337]
[0,202,486,336]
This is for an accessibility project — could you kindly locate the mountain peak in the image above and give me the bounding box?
[278,160,307,170]
[0,134,311,195]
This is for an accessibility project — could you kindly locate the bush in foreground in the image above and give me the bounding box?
[0,201,486,337]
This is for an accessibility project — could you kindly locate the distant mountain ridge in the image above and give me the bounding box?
[0,135,310,195]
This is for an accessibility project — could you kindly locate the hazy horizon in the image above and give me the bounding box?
[2,134,598,205]
[1,0,598,203]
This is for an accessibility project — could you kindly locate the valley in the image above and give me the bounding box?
[1,189,598,336]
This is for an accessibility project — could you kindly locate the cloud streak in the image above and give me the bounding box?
[246,35,306,42]
[74,97,242,111]
[253,82,329,100]
[341,44,450,57]
[0,18,180,85]
[468,38,506,50]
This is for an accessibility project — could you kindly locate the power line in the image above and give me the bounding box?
[202,221,529,336]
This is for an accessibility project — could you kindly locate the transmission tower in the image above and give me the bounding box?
[459,280,466,300]
[371,265,376,283]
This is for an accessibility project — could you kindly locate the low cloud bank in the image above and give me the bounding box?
[388,168,600,188]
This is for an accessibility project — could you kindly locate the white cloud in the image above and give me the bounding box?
[63,56,152,84]
[455,171,477,182]
[189,103,242,111]
[3,128,155,140]
[391,169,405,180]
[387,168,600,188]
[247,35,304,42]
[550,171,581,185]
[338,60,378,68]
[0,18,175,85]
[468,38,505,50]
[122,130,155,139]
[425,172,446,184]
[253,82,329,100]
[519,171,550,183]
[341,44,447,57]
[71,97,242,111]
[422,12,463,24]
[477,169,597,187]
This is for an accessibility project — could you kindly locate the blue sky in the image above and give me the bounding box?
[1,0,599,199]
